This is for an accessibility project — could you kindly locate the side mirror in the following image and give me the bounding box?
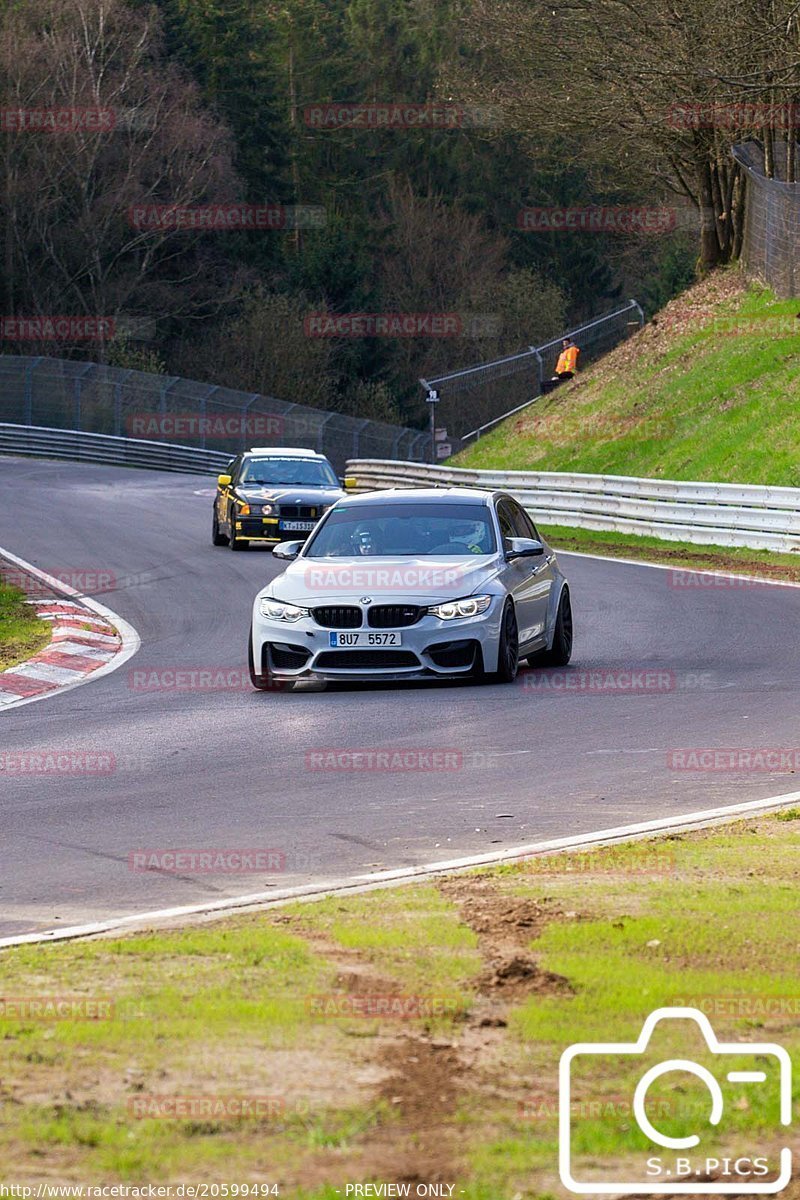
[272,540,303,560]
[217,473,232,487]
[340,476,357,490]
[506,537,545,560]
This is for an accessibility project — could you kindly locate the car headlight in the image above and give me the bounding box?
[261,503,275,515]
[427,595,492,620]
[259,597,309,622]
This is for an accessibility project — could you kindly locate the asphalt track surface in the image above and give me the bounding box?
[1,456,798,938]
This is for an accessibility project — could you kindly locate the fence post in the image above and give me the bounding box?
[241,394,260,451]
[113,370,134,437]
[630,299,645,328]
[316,412,335,456]
[410,431,429,462]
[529,347,544,395]
[23,356,42,425]
[353,418,370,458]
[74,363,94,431]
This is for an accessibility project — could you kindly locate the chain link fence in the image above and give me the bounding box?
[733,141,800,298]
[420,300,644,446]
[0,355,436,473]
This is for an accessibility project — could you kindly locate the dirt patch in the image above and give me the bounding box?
[438,873,557,945]
[476,954,572,1002]
[438,874,572,1010]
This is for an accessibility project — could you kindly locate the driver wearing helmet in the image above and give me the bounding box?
[352,526,376,556]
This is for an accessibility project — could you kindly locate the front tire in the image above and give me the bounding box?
[527,586,572,668]
[491,600,519,683]
[229,512,248,551]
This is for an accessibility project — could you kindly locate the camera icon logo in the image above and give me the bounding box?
[559,1007,792,1194]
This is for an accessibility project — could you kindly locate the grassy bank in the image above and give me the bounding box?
[2,812,799,1194]
[540,524,800,582]
[0,579,50,670]
[455,272,800,488]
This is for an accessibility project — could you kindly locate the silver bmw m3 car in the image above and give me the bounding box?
[248,487,573,689]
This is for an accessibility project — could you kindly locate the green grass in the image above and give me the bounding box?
[0,579,50,669]
[2,821,799,1192]
[539,523,800,581]
[455,275,800,487]
[0,888,479,1183]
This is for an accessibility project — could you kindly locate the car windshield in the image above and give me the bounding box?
[239,457,338,487]
[304,501,496,557]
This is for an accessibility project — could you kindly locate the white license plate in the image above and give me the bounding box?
[280,520,315,531]
[328,631,403,647]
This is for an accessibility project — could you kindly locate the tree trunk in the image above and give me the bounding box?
[697,158,722,270]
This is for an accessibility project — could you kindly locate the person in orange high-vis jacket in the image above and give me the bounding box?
[541,339,580,393]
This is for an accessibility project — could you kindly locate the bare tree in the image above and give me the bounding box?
[0,0,244,354]
[460,0,800,270]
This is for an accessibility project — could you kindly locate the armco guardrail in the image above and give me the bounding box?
[0,423,230,474]
[345,459,800,553]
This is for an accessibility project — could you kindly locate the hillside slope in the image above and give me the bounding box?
[455,272,800,487]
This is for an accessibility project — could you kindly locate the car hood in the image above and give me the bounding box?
[267,554,501,606]
[235,485,343,506]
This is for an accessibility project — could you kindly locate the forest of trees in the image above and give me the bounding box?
[3,0,792,429]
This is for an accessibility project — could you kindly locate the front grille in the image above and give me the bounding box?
[279,505,318,519]
[312,606,362,629]
[368,604,422,628]
[315,650,419,669]
[269,643,311,670]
